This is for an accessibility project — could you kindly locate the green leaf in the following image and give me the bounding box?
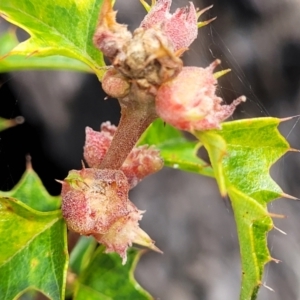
[0,31,92,73]
[0,197,68,300]
[139,119,214,177]
[74,246,152,300]
[67,236,97,297]
[70,236,97,275]
[196,117,291,300]
[0,0,106,80]
[0,162,61,212]
[0,116,24,132]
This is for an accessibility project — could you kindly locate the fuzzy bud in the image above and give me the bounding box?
[61,168,129,234]
[94,0,182,93]
[83,122,116,169]
[155,60,246,131]
[83,122,164,188]
[102,68,130,99]
[121,145,164,188]
[140,0,212,52]
[61,168,160,264]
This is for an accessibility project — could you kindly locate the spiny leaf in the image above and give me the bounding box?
[74,246,152,300]
[0,30,91,73]
[0,116,24,132]
[139,119,214,177]
[0,197,68,300]
[0,160,61,212]
[0,0,106,80]
[196,117,291,300]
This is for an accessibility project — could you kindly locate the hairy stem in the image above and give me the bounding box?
[99,102,157,170]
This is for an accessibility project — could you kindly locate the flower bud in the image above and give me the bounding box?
[121,145,164,188]
[140,0,213,52]
[155,60,246,131]
[102,68,130,99]
[83,122,164,188]
[83,122,116,169]
[94,0,182,90]
[61,168,160,264]
[61,168,129,235]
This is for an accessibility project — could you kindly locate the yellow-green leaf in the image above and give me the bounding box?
[0,197,68,300]
[196,117,290,300]
[0,0,106,80]
[0,31,91,73]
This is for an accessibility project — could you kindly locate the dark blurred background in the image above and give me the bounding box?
[1,0,300,299]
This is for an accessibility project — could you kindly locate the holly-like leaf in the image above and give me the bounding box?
[0,197,68,300]
[196,117,291,300]
[0,31,91,73]
[139,119,214,177]
[0,116,24,132]
[0,0,106,80]
[0,161,61,212]
[74,246,152,300]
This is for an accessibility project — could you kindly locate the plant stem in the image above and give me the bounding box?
[99,100,157,170]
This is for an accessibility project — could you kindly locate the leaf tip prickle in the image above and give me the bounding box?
[281,192,299,200]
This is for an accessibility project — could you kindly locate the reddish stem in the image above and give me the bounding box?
[99,101,157,170]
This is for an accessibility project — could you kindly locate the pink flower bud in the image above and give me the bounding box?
[155,60,246,131]
[61,168,160,264]
[140,0,211,51]
[121,145,164,188]
[83,122,116,169]
[102,68,130,99]
[61,168,129,235]
[83,122,164,188]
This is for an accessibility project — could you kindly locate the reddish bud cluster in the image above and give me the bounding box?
[61,0,247,263]
[94,0,245,132]
[94,0,182,92]
[61,122,163,262]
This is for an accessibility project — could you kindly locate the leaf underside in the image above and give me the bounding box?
[0,31,92,73]
[196,117,290,300]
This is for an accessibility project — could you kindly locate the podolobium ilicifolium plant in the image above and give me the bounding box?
[0,0,297,299]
